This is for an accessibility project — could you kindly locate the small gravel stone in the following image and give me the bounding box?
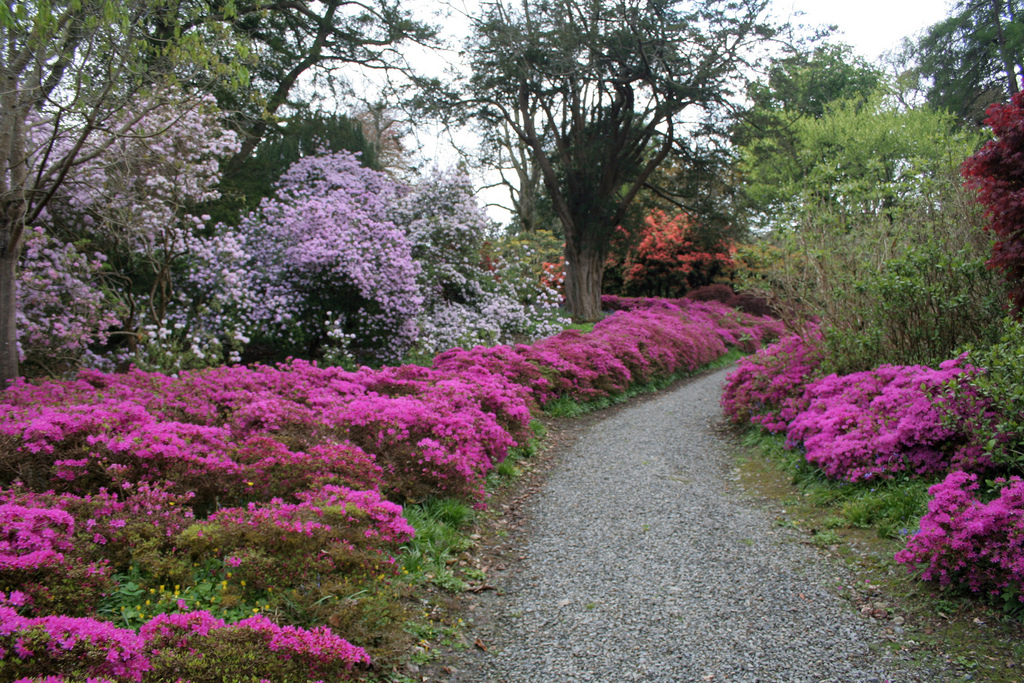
[445,368,952,682]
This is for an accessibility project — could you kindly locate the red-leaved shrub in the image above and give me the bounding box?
[962,90,1024,314]
[685,284,734,304]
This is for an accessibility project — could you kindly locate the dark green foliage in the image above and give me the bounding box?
[948,318,1024,472]
[821,240,1006,375]
[916,0,1023,125]
[734,43,884,226]
[204,113,380,226]
[743,43,884,121]
[742,430,933,540]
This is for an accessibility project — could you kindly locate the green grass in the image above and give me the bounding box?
[739,429,933,539]
[399,419,546,592]
[544,347,745,418]
[487,419,547,491]
[400,497,476,592]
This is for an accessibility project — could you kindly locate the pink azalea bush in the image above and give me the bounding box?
[0,505,75,572]
[600,295,784,352]
[785,359,988,482]
[0,606,368,681]
[177,486,415,590]
[0,606,150,681]
[720,326,825,432]
[435,301,780,407]
[140,610,368,681]
[0,359,531,506]
[724,340,989,482]
[896,471,1024,602]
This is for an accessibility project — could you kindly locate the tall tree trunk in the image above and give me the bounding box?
[563,228,606,322]
[0,250,19,386]
[992,0,1021,95]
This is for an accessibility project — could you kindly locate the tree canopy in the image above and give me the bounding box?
[916,0,1023,124]
[738,90,982,228]
[457,0,774,321]
[168,0,437,165]
[0,0,249,382]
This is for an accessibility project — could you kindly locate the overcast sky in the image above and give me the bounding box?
[780,0,952,60]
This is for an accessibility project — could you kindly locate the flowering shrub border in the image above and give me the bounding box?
[0,298,781,678]
[722,327,1024,604]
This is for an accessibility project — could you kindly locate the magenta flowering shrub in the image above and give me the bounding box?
[0,605,368,682]
[232,439,385,501]
[0,483,194,563]
[434,303,780,408]
[896,471,1024,601]
[0,483,197,615]
[720,327,825,432]
[785,359,988,481]
[433,344,553,399]
[590,308,728,380]
[0,359,533,508]
[138,609,227,646]
[228,613,370,669]
[0,506,75,572]
[179,486,414,590]
[525,329,633,401]
[323,385,526,503]
[0,296,785,676]
[141,610,369,681]
[600,295,783,352]
[0,606,149,681]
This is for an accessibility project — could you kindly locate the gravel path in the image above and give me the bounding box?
[441,367,940,683]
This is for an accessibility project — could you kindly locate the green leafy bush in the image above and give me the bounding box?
[751,171,1007,374]
[946,318,1024,473]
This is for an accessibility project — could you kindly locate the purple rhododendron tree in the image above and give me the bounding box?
[16,229,121,376]
[389,167,568,354]
[20,93,241,374]
[204,150,423,364]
